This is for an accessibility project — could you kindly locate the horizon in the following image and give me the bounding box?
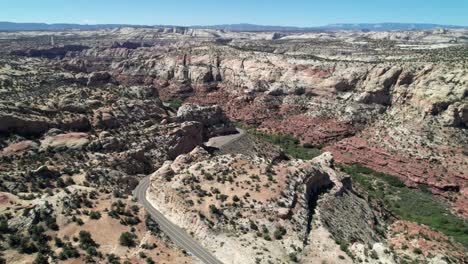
[1,0,468,27]
[1,21,468,28]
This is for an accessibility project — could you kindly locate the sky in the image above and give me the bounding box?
[1,0,467,27]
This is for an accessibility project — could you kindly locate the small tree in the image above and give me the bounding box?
[107,253,120,264]
[209,204,221,215]
[78,231,99,250]
[119,232,137,247]
[33,253,48,264]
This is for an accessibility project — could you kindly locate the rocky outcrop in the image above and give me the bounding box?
[40,132,90,151]
[32,165,60,178]
[127,85,159,99]
[441,102,468,127]
[12,45,89,59]
[355,67,402,105]
[0,113,50,136]
[58,114,91,131]
[114,148,153,175]
[87,71,111,86]
[92,108,120,129]
[174,104,236,138]
[0,140,39,157]
[111,41,149,49]
[167,121,204,159]
[147,150,389,263]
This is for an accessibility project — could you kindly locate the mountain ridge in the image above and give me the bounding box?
[1,21,466,32]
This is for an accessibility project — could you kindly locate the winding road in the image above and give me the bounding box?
[205,128,245,149]
[133,129,245,264]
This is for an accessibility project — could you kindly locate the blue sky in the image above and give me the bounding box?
[1,0,467,26]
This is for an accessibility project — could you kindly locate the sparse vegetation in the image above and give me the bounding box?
[341,164,468,247]
[245,128,321,159]
[166,98,184,110]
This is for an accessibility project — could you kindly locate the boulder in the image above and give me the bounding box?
[0,140,39,157]
[356,67,402,105]
[441,103,467,127]
[115,148,152,174]
[0,113,50,136]
[127,85,159,99]
[87,71,111,86]
[93,108,119,129]
[167,121,204,159]
[32,165,60,178]
[40,132,90,151]
[59,114,91,131]
[175,104,236,138]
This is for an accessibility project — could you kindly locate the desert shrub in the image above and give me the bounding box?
[78,231,99,250]
[33,253,48,264]
[119,232,137,247]
[58,243,80,260]
[289,252,299,262]
[273,225,287,240]
[107,253,120,264]
[89,211,101,220]
[120,216,140,226]
[209,204,222,215]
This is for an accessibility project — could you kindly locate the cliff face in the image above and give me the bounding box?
[55,38,467,214]
[146,147,395,263]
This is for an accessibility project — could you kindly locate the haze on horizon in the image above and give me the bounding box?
[1,0,467,27]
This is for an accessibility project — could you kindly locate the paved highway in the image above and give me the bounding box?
[134,129,245,264]
[134,177,223,264]
[205,128,245,148]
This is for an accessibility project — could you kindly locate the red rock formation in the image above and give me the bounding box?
[325,136,468,217]
[261,115,356,145]
[0,140,38,157]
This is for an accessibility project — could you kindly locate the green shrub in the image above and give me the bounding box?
[273,225,287,240]
[79,231,99,250]
[248,130,321,160]
[209,204,222,215]
[107,253,120,264]
[89,211,101,220]
[59,243,80,260]
[119,232,137,247]
[341,164,468,247]
[33,253,48,264]
[289,252,299,262]
[166,98,184,110]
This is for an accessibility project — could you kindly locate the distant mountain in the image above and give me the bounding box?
[197,23,467,32]
[320,23,466,31]
[191,23,312,32]
[0,21,466,32]
[0,21,148,31]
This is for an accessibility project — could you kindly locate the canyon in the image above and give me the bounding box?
[0,26,466,263]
